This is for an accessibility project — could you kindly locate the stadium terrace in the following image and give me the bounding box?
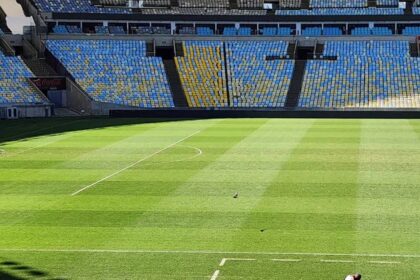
[0,0,420,279]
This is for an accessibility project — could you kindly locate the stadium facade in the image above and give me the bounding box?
[0,0,419,118]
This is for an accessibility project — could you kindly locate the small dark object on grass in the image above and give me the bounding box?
[233,192,239,198]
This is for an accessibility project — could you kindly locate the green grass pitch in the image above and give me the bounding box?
[0,117,419,279]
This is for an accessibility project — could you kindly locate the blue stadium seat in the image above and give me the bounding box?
[226,41,294,108]
[0,52,48,105]
[300,41,420,108]
[46,40,174,108]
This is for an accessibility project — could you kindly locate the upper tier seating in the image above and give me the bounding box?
[402,26,420,35]
[143,0,171,6]
[299,41,420,108]
[261,27,293,36]
[46,40,174,108]
[351,27,393,36]
[310,0,367,8]
[276,7,404,15]
[197,27,214,35]
[237,0,264,8]
[178,0,229,7]
[226,41,294,107]
[142,8,267,15]
[175,41,228,107]
[33,0,129,13]
[279,0,302,8]
[0,52,48,105]
[376,0,398,6]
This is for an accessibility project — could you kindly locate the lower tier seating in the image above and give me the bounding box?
[0,52,48,105]
[226,41,294,107]
[175,41,228,107]
[300,41,420,108]
[46,40,174,108]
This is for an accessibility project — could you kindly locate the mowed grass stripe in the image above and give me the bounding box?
[0,210,418,233]
[0,118,419,279]
[356,120,420,254]
[98,119,314,250]
[81,119,268,197]
[234,120,362,253]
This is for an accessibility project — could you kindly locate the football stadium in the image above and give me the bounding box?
[0,0,420,279]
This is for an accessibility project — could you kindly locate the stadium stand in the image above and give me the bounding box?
[197,27,214,36]
[178,0,229,8]
[276,7,404,15]
[402,26,420,35]
[226,41,294,107]
[279,0,301,8]
[376,0,399,6]
[302,27,323,36]
[175,41,228,107]
[46,40,174,108]
[142,0,171,6]
[0,52,48,105]
[33,0,129,13]
[237,0,264,8]
[310,0,367,8]
[299,41,420,108]
[351,26,393,36]
[323,27,343,36]
[141,8,267,15]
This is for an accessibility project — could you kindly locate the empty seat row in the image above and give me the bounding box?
[0,52,48,105]
[46,40,174,108]
[176,41,228,108]
[226,41,294,107]
[276,7,404,15]
[300,41,420,108]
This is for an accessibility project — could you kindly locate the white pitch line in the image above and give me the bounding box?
[71,130,201,196]
[272,259,302,262]
[0,249,419,259]
[210,270,220,280]
[369,261,401,264]
[219,258,256,267]
[321,260,355,263]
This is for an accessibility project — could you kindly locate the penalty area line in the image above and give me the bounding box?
[272,258,302,262]
[71,130,202,196]
[219,258,256,267]
[210,270,220,280]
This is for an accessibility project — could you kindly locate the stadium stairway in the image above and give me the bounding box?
[0,37,15,56]
[368,0,376,7]
[410,42,419,57]
[287,42,297,59]
[315,42,324,58]
[301,0,310,9]
[175,42,184,57]
[229,0,238,9]
[163,59,189,107]
[170,0,179,7]
[23,58,58,76]
[285,60,307,107]
[404,1,413,15]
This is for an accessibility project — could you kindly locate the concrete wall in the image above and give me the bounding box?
[65,78,136,116]
[0,104,52,119]
[66,78,93,116]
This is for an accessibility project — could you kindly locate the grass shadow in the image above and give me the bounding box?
[0,117,197,145]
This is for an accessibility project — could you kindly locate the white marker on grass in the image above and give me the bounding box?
[71,130,202,196]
